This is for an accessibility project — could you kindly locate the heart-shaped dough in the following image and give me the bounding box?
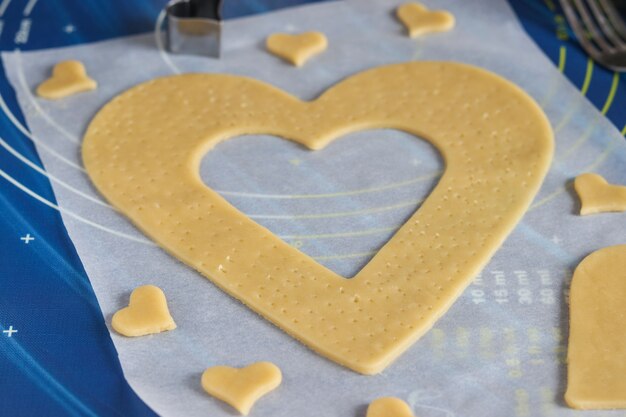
[201,362,282,415]
[367,397,415,417]
[565,245,626,409]
[574,173,626,215]
[396,2,455,38]
[36,60,97,100]
[83,62,553,374]
[266,32,327,66]
[111,285,176,337]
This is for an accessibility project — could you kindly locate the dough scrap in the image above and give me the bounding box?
[36,60,97,100]
[565,245,626,409]
[367,397,415,417]
[111,285,176,337]
[201,362,282,415]
[574,173,626,215]
[396,2,455,38]
[83,62,553,374]
[266,32,327,66]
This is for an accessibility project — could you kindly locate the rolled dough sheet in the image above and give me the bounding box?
[82,62,552,374]
[565,245,626,409]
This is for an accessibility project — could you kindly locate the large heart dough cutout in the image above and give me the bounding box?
[83,62,553,374]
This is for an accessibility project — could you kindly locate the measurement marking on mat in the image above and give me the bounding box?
[22,0,37,16]
[3,326,17,337]
[20,233,34,244]
[0,0,11,16]
[14,18,31,44]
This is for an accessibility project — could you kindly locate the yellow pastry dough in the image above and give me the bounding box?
[36,60,97,99]
[574,173,626,215]
[111,285,176,337]
[266,32,327,66]
[83,62,553,374]
[367,397,415,417]
[396,2,455,38]
[201,362,282,415]
[565,245,626,409]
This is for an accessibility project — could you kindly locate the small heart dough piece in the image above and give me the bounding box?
[574,173,626,215]
[36,60,97,100]
[367,397,415,417]
[396,2,455,38]
[201,362,282,415]
[111,285,176,337]
[566,245,626,409]
[266,32,327,66]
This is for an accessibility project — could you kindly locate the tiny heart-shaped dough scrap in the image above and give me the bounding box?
[566,245,626,409]
[36,60,97,100]
[367,397,415,417]
[396,2,455,38]
[574,173,626,215]
[266,32,327,66]
[111,285,176,337]
[201,362,282,415]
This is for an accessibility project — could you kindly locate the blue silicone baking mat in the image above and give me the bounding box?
[0,1,624,415]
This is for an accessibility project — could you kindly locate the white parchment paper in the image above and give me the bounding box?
[4,0,626,415]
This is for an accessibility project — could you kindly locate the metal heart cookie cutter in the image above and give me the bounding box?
[166,0,223,57]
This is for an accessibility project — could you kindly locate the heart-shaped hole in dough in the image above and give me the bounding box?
[201,129,443,278]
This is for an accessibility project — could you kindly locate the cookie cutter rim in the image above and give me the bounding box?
[165,0,223,58]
